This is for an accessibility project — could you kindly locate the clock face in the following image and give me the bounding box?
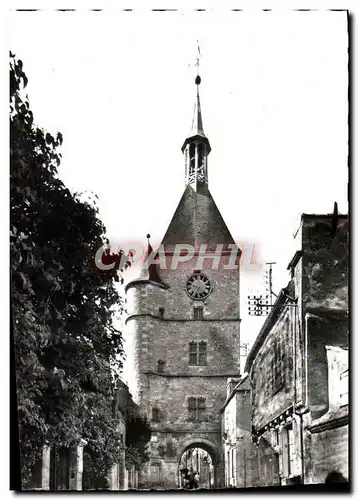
[186,273,212,300]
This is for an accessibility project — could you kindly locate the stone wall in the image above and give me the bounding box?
[301,215,348,312]
[251,306,295,431]
[304,423,348,484]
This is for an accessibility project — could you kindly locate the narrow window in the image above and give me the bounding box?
[189,342,198,365]
[157,360,165,373]
[340,369,348,406]
[272,428,279,447]
[198,342,207,365]
[287,424,294,476]
[273,339,284,394]
[185,149,188,180]
[158,307,164,317]
[197,397,206,418]
[197,143,204,182]
[189,144,195,181]
[188,397,196,420]
[193,307,203,320]
[152,408,160,422]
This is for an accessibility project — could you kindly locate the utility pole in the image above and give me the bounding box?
[248,262,277,316]
[239,342,250,366]
[264,262,276,306]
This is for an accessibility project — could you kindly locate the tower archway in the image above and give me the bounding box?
[176,438,220,489]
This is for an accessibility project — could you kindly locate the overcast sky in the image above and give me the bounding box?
[9,10,348,392]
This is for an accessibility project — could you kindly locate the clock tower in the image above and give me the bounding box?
[125,72,241,489]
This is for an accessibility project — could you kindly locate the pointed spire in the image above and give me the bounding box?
[190,75,206,139]
[182,43,211,153]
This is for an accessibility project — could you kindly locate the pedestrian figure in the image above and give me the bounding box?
[193,471,200,489]
[180,468,190,489]
[187,469,194,489]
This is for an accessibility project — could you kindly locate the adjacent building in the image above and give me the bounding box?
[244,212,349,485]
[221,375,260,488]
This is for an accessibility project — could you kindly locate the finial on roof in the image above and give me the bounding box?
[195,75,201,85]
[146,233,151,240]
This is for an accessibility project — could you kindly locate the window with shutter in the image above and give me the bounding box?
[197,397,206,418]
[340,369,348,406]
[188,397,196,420]
[189,342,197,365]
[198,342,207,365]
[287,424,294,476]
[187,397,206,420]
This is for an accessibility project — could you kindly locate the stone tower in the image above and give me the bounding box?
[125,72,241,489]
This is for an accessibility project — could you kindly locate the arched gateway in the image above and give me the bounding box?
[177,438,220,489]
[125,70,241,490]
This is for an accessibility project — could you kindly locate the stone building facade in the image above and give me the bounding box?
[221,375,260,488]
[245,212,349,486]
[125,75,241,489]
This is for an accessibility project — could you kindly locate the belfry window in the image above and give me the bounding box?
[197,143,204,182]
[184,149,188,181]
[189,144,196,182]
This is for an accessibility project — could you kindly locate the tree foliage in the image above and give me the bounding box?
[10,52,128,486]
[125,414,151,470]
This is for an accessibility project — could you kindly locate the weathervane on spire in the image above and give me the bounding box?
[195,41,201,85]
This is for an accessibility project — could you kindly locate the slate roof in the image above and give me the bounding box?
[161,183,236,251]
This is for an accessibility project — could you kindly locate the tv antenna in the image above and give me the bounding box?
[247,262,277,316]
